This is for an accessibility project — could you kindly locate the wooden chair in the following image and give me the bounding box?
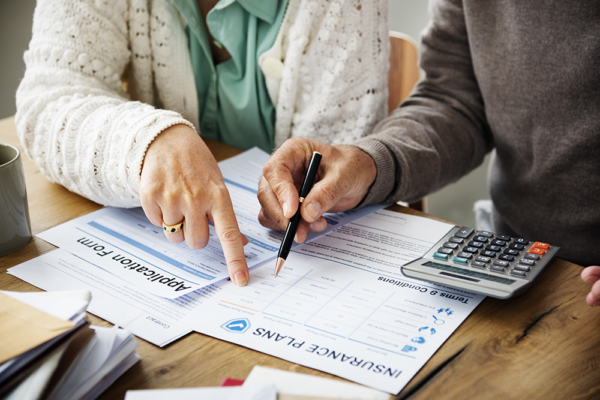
[387,31,425,212]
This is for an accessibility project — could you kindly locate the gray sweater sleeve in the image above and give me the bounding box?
[355,0,494,205]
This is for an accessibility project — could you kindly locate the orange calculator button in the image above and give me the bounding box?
[532,242,550,250]
[529,247,546,255]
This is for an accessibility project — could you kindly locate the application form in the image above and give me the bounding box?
[8,249,193,346]
[36,148,383,298]
[184,210,485,394]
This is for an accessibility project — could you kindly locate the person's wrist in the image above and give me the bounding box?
[351,145,377,191]
[142,124,198,171]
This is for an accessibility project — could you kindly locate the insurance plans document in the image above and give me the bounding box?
[185,210,485,394]
[34,148,382,299]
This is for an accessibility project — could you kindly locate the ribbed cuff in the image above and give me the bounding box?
[126,112,196,196]
[353,138,397,207]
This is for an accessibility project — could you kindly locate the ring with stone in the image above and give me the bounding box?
[162,220,184,233]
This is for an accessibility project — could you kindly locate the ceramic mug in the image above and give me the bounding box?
[0,143,32,256]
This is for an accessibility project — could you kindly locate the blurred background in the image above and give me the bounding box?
[0,0,490,228]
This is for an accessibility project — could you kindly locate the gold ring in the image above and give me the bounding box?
[162,220,184,233]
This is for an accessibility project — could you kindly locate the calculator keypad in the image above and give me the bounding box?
[436,228,553,278]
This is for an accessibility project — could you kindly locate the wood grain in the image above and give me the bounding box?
[1,116,599,400]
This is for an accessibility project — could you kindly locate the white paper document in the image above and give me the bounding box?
[185,210,484,394]
[125,385,276,400]
[244,366,389,399]
[36,148,383,298]
[7,250,193,347]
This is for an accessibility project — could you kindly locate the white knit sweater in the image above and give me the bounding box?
[16,0,389,207]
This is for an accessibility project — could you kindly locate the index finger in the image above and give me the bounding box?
[581,266,600,285]
[211,195,249,287]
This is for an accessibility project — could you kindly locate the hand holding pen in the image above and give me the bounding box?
[274,151,322,275]
[257,139,378,272]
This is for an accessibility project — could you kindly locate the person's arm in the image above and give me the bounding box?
[16,0,249,284]
[258,0,493,238]
[355,0,494,205]
[15,0,189,207]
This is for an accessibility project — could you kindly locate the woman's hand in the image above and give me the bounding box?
[581,266,600,306]
[257,138,377,243]
[140,124,249,286]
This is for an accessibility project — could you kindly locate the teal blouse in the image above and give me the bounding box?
[172,0,288,152]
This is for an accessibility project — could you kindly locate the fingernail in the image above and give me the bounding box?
[305,202,321,220]
[234,271,248,286]
[583,276,596,285]
[310,220,324,231]
[593,300,600,307]
[282,202,289,218]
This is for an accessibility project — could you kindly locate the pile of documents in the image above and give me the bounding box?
[0,290,140,400]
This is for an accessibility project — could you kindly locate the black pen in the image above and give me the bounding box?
[275,151,322,276]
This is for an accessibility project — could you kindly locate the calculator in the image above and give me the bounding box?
[401,226,560,299]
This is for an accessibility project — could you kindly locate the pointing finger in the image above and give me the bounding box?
[210,191,249,287]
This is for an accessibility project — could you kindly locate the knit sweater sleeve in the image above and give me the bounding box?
[355,0,494,205]
[15,0,194,208]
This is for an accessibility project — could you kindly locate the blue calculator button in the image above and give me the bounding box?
[433,252,449,260]
[452,256,468,264]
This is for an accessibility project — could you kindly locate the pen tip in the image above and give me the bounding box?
[275,257,285,276]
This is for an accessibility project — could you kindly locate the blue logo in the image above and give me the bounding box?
[418,326,437,335]
[411,337,426,344]
[402,345,418,353]
[221,318,251,334]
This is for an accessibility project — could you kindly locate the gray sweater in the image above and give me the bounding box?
[356,0,600,266]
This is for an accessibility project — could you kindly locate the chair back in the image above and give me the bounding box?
[388,31,419,113]
[388,32,424,211]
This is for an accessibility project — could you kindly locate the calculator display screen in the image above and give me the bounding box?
[422,261,517,285]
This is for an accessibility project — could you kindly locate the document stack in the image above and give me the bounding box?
[0,290,140,400]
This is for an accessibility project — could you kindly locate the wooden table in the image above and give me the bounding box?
[1,116,599,399]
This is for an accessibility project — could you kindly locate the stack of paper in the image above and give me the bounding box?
[0,290,140,400]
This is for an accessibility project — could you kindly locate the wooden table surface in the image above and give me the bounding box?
[1,116,599,399]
